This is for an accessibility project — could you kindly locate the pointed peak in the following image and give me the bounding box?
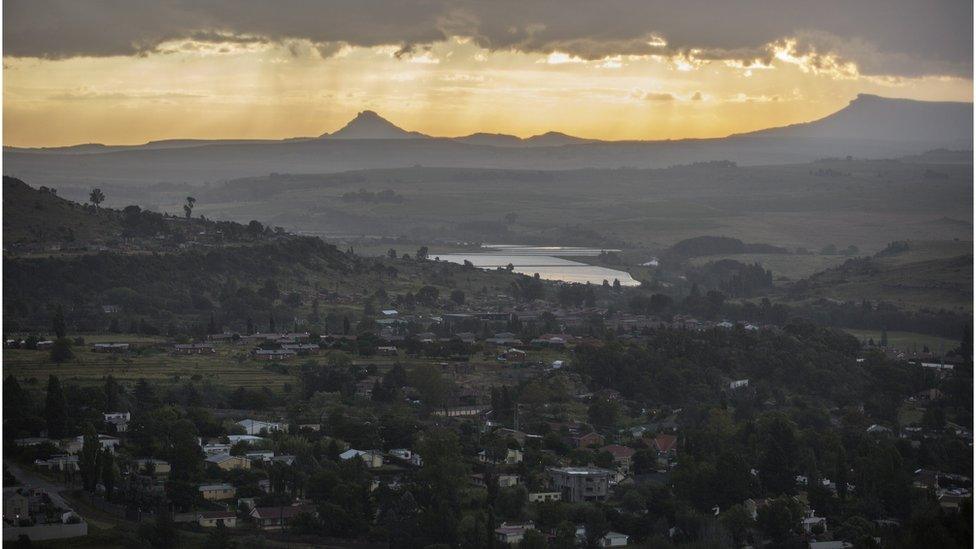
[325,110,427,140]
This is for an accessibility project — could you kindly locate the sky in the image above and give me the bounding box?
[3,0,973,147]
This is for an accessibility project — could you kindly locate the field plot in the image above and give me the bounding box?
[3,346,298,392]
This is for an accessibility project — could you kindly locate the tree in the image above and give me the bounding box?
[79,423,101,493]
[101,449,116,500]
[50,338,74,363]
[416,246,429,261]
[519,529,547,549]
[52,305,67,339]
[44,375,68,438]
[183,196,196,219]
[89,188,105,208]
[103,375,121,412]
[450,289,466,305]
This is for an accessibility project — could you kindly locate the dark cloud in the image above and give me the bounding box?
[3,0,971,77]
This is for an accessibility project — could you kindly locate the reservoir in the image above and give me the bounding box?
[434,245,640,286]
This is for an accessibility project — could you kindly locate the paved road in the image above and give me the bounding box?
[4,460,72,508]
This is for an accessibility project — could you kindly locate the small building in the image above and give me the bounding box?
[103,411,131,432]
[528,492,562,503]
[199,483,236,501]
[173,343,216,354]
[198,511,237,528]
[206,454,250,471]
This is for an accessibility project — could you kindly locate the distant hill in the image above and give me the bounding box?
[323,110,427,140]
[523,131,595,147]
[742,94,973,146]
[4,95,972,187]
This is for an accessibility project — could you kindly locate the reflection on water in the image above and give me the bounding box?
[435,245,639,286]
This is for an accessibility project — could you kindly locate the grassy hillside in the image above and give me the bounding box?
[3,176,123,245]
[782,240,972,312]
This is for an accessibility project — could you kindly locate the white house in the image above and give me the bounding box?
[237,419,284,435]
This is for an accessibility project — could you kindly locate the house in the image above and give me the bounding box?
[339,449,384,468]
[601,531,630,547]
[249,505,317,531]
[245,451,275,463]
[801,511,827,534]
[91,343,130,353]
[809,542,853,549]
[600,444,636,471]
[728,379,749,390]
[206,454,250,471]
[34,455,79,472]
[498,474,520,488]
[198,483,236,501]
[495,522,535,545]
[377,346,399,356]
[548,467,612,503]
[237,419,284,435]
[173,343,215,354]
[499,348,527,362]
[67,434,120,454]
[652,434,678,462]
[132,458,171,476]
[103,411,131,432]
[198,511,237,528]
[478,448,524,465]
[253,349,297,360]
[389,449,423,467]
[202,443,232,456]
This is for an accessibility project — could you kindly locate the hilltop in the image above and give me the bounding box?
[743,94,973,146]
[323,110,428,140]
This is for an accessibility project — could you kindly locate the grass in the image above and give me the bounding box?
[3,346,298,392]
[688,253,848,281]
[843,329,961,354]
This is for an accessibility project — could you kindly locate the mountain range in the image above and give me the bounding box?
[3,94,971,187]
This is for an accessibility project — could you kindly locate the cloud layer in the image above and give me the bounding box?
[4,0,972,77]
